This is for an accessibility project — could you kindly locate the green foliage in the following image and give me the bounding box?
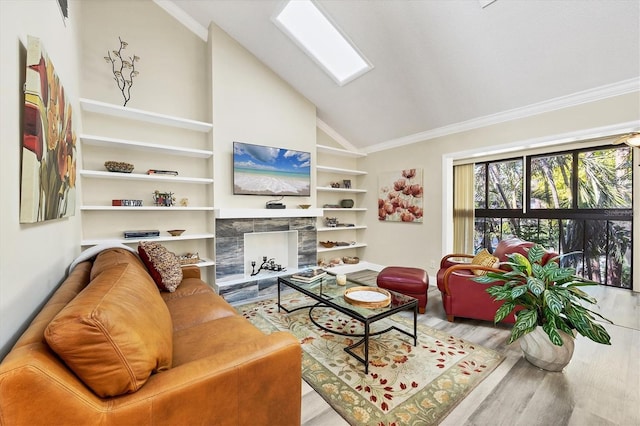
[473,244,612,346]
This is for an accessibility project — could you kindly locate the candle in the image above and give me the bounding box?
[336,274,347,286]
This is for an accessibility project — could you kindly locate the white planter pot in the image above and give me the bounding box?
[519,327,575,371]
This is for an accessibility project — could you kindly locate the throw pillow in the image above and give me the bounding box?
[138,241,183,292]
[471,249,499,276]
[44,263,173,397]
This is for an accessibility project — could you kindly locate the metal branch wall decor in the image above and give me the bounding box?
[104,37,140,106]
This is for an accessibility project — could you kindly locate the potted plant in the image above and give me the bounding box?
[473,244,612,371]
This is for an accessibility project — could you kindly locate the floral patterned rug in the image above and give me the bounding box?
[237,292,504,426]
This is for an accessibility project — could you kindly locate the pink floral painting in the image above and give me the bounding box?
[20,36,76,223]
[378,168,423,222]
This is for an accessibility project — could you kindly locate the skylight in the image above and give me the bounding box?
[273,0,372,86]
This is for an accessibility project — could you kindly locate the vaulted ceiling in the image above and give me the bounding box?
[166,0,640,152]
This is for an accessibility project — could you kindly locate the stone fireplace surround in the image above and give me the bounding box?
[214,209,322,303]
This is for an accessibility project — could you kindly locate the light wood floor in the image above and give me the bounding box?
[300,284,640,426]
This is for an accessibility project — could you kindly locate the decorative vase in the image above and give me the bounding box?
[519,326,575,371]
[340,199,354,208]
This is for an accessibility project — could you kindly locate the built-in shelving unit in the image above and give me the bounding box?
[316,165,367,176]
[317,242,368,253]
[316,144,368,259]
[79,99,215,279]
[80,98,213,132]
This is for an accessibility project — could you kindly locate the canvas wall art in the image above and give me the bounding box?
[378,168,424,222]
[20,35,76,223]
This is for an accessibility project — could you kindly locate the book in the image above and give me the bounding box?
[291,269,327,283]
[147,169,179,176]
[123,230,160,239]
[112,199,143,207]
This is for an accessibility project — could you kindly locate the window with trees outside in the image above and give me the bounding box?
[473,145,633,289]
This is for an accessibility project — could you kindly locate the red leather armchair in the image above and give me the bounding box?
[436,238,556,323]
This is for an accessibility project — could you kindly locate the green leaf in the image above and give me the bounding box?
[494,301,516,323]
[545,267,577,283]
[556,318,574,335]
[543,289,563,315]
[507,253,532,275]
[472,275,502,284]
[542,321,564,346]
[532,262,545,279]
[508,309,538,344]
[486,285,511,301]
[510,285,528,299]
[527,276,545,297]
[527,244,546,264]
[567,286,597,304]
[565,305,611,344]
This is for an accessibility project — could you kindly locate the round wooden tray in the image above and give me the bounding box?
[344,286,391,308]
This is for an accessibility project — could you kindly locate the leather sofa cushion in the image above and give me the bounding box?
[90,247,145,281]
[44,262,173,397]
[162,278,238,331]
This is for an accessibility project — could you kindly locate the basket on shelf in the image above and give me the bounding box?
[104,161,134,173]
[342,256,360,264]
[178,252,200,265]
[320,241,336,248]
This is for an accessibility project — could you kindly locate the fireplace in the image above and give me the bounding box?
[214,212,319,303]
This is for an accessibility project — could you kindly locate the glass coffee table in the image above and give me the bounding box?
[277,273,418,374]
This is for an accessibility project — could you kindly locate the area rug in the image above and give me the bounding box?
[237,292,504,425]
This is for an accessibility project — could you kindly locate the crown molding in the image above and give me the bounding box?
[364,77,640,154]
[154,0,209,42]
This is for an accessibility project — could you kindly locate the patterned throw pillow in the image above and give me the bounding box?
[471,249,499,276]
[138,241,183,292]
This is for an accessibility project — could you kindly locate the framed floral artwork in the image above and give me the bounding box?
[20,35,77,223]
[378,168,424,222]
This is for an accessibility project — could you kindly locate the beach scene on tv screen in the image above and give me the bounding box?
[234,142,311,196]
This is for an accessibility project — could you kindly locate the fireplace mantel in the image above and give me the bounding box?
[214,208,323,219]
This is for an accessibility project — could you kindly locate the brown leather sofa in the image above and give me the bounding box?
[0,248,302,425]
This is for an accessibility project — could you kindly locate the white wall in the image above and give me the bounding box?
[0,0,210,359]
[0,0,82,357]
[78,0,208,122]
[362,92,640,290]
[209,23,317,209]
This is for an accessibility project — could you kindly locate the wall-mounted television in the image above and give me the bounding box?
[233,141,311,196]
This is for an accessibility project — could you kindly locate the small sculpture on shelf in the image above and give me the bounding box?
[180,198,189,207]
[153,190,175,207]
[325,217,339,227]
[330,182,341,188]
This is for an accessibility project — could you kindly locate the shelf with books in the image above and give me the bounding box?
[81,206,215,211]
[79,98,215,281]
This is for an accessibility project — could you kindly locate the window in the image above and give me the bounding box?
[473,145,633,289]
[273,0,372,85]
